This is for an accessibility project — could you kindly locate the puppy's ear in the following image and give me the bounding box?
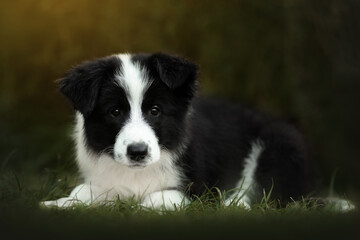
[149,53,198,90]
[59,57,119,116]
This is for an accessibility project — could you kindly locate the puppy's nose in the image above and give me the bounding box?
[127,142,148,161]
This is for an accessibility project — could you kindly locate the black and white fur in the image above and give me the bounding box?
[42,53,354,211]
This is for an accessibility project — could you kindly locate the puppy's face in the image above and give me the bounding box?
[60,53,197,169]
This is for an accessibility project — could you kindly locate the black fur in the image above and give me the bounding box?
[59,56,121,117]
[183,98,311,201]
[59,53,312,204]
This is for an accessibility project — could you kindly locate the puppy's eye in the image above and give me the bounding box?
[149,105,161,117]
[110,108,121,117]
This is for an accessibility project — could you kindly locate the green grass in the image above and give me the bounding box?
[1,166,359,240]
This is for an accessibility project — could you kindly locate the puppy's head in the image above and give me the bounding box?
[60,53,198,169]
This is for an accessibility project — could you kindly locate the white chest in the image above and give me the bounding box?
[74,112,183,199]
[78,152,183,199]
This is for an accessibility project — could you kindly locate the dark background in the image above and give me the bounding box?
[0,0,359,201]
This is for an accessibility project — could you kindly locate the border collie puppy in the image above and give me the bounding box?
[42,53,351,210]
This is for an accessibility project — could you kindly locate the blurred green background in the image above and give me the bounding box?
[0,0,359,201]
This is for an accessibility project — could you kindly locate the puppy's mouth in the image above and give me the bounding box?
[113,154,150,169]
[128,163,147,169]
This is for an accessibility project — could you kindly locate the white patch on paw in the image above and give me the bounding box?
[326,197,356,212]
[141,190,190,210]
[40,184,108,208]
[41,197,82,208]
[224,195,251,210]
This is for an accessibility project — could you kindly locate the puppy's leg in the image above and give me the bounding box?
[41,184,106,208]
[141,190,190,210]
[325,197,356,212]
[224,193,252,210]
[255,123,310,203]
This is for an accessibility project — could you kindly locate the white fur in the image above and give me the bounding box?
[113,54,160,167]
[41,112,183,209]
[114,54,160,166]
[141,190,190,210]
[42,184,104,207]
[225,141,264,209]
[325,197,356,212]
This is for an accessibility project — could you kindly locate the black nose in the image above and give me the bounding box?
[127,142,148,161]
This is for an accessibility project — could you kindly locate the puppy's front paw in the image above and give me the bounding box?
[141,190,189,211]
[224,195,251,210]
[325,197,356,212]
[40,184,103,208]
[40,197,82,208]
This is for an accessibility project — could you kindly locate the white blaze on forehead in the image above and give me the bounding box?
[116,54,151,116]
[114,54,160,165]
